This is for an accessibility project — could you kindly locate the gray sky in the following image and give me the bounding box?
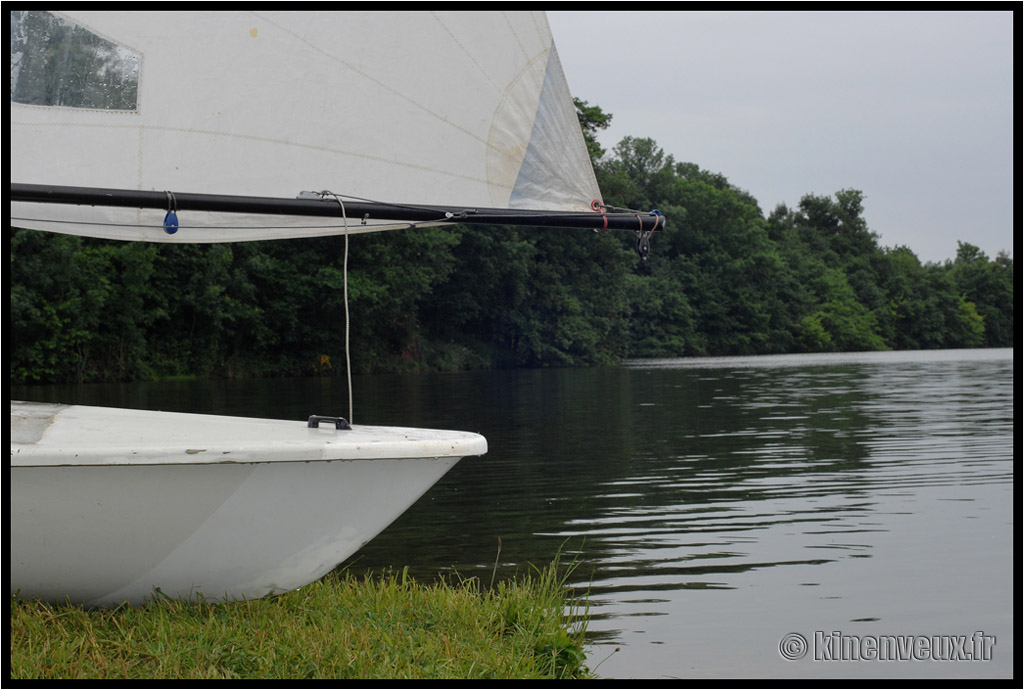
[548,10,1014,264]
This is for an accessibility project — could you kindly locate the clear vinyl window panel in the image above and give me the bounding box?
[10,11,139,111]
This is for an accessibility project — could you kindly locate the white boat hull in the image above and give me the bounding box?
[10,401,487,606]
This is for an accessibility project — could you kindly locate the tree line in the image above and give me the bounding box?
[10,101,1014,385]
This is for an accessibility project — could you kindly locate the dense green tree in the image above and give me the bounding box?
[345,228,460,372]
[794,263,887,351]
[10,231,161,383]
[878,246,987,350]
[948,242,1015,347]
[421,223,631,368]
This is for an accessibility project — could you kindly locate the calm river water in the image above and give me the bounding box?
[13,348,1014,679]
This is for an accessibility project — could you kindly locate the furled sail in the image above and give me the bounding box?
[10,11,640,243]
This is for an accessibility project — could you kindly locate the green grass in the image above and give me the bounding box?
[9,561,593,680]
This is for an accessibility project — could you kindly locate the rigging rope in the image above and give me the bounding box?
[7,216,429,231]
[323,192,354,425]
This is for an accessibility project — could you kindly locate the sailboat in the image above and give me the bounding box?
[9,11,664,607]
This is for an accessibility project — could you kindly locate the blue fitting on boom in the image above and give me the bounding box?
[163,191,179,234]
[163,210,179,234]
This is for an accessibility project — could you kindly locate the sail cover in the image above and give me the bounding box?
[9,11,602,242]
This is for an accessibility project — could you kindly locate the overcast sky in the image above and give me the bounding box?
[548,10,1014,264]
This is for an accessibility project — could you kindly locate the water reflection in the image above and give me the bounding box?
[564,350,1014,677]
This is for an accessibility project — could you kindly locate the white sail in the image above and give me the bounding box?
[9,10,602,242]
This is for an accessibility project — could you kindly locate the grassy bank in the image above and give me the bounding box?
[9,564,593,680]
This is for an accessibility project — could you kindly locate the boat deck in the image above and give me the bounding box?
[10,401,487,467]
